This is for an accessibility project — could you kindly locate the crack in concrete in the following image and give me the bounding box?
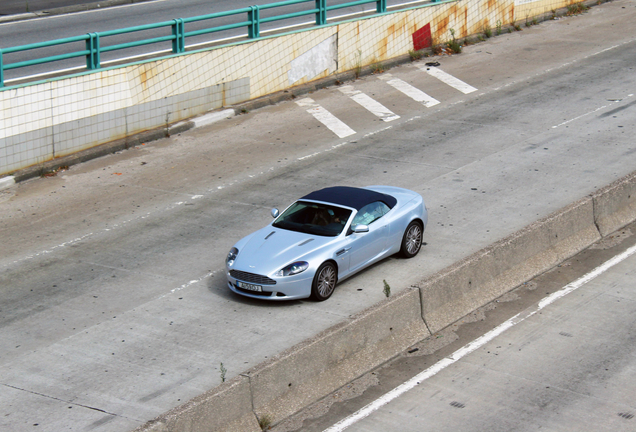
[1,382,139,420]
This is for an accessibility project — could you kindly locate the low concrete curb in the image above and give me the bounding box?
[8,123,188,184]
[0,175,15,191]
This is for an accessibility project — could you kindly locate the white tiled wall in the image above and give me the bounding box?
[0,0,572,176]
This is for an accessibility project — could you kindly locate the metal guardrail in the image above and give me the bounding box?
[0,0,397,88]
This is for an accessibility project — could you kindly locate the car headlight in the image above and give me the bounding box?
[226,247,239,266]
[275,261,309,277]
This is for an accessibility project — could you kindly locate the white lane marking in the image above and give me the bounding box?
[421,66,478,94]
[160,270,219,298]
[324,242,636,432]
[378,74,440,107]
[552,94,633,129]
[298,141,349,160]
[5,194,206,268]
[338,86,400,122]
[296,98,356,138]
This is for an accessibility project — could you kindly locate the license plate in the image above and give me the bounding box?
[237,281,262,292]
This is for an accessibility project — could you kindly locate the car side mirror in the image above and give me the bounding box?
[353,224,369,233]
[271,208,279,218]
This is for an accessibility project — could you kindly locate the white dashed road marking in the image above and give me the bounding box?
[378,73,440,108]
[296,97,356,138]
[338,85,400,122]
[421,66,478,94]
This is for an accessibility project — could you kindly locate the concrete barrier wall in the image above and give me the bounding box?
[134,288,429,431]
[133,170,636,432]
[137,375,261,432]
[246,288,428,425]
[592,171,636,237]
[1,0,574,177]
[417,197,601,333]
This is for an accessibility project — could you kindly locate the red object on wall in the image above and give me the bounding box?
[412,23,432,51]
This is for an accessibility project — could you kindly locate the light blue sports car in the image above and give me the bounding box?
[226,186,427,301]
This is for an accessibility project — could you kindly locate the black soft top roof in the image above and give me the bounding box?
[301,186,397,211]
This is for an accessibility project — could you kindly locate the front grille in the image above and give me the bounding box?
[230,270,276,285]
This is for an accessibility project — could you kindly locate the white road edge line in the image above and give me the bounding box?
[324,242,636,432]
[552,94,633,129]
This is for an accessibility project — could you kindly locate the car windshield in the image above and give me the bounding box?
[273,201,352,237]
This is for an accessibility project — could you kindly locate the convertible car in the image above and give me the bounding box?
[226,186,427,301]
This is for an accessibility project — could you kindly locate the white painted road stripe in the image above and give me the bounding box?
[296,97,356,138]
[378,74,440,108]
[324,242,636,432]
[338,85,400,122]
[421,66,478,94]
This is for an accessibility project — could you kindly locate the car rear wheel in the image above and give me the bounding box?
[400,221,423,258]
[311,262,337,301]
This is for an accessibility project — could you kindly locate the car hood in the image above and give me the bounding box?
[232,226,336,275]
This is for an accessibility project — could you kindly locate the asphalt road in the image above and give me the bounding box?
[1,1,636,431]
[0,0,103,15]
[300,223,636,432]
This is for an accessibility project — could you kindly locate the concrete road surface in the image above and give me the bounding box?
[1,1,636,431]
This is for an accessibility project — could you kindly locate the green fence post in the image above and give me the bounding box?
[0,49,4,88]
[376,0,387,13]
[315,0,326,25]
[86,33,101,70]
[172,18,185,53]
[248,5,260,38]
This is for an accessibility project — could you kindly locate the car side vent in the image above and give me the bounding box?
[336,247,351,257]
[264,231,275,240]
[298,239,314,246]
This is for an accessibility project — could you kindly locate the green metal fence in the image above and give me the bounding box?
[0,0,396,88]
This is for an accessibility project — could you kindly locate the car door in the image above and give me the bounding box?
[347,202,390,273]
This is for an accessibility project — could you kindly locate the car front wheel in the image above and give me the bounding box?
[311,262,337,301]
[400,221,423,258]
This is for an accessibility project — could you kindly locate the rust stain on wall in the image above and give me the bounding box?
[378,37,388,59]
[379,23,396,58]
[378,15,408,60]
[465,7,469,33]
[139,64,157,94]
[140,70,148,92]
[437,16,450,36]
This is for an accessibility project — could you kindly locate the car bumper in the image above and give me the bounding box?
[226,270,314,301]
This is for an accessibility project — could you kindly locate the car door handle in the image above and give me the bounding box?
[336,247,352,257]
